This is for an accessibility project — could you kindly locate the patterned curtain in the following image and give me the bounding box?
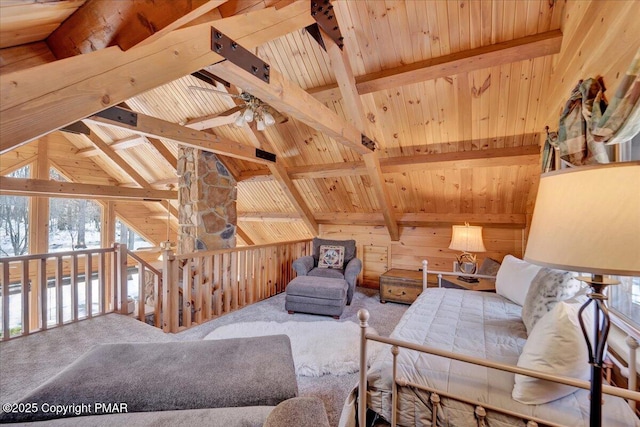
[552,49,640,167]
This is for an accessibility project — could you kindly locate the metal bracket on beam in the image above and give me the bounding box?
[60,121,91,135]
[311,0,344,50]
[211,27,270,83]
[95,107,138,126]
[361,134,376,151]
[191,69,230,88]
[255,148,276,163]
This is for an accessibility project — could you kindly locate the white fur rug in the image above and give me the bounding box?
[204,321,383,377]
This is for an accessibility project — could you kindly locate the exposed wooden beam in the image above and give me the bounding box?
[235,226,255,246]
[119,0,229,50]
[145,136,177,168]
[268,163,319,235]
[207,60,371,156]
[238,212,300,222]
[0,1,314,153]
[285,145,540,179]
[363,153,400,240]
[84,107,276,165]
[85,128,180,219]
[184,105,243,130]
[0,177,176,200]
[314,212,527,228]
[47,0,228,56]
[322,29,398,240]
[75,135,146,157]
[308,30,564,101]
[86,131,153,190]
[236,211,526,228]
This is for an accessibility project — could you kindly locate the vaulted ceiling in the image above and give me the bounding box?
[1,0,638,247]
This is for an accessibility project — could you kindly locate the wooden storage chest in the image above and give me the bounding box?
[379,269,433,304]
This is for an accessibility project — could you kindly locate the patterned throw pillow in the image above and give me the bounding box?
[521,268,583,335]
[318,245,345,269]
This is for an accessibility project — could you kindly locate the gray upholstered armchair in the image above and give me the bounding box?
[292,237,362,304]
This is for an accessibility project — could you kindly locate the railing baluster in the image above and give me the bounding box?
[247,250,255,304]
[39,258,47,331]
[230,251,238,310]
[222,252,230,313]
[21,260,29,336]
[98,252,106,314]
[2,262,10,340]
[213,254,222,316]
[86,254,93,318]
[138,262,145,323]
[55,256,63,325]
[194,257,202,324]
[182,259,191,328]
[71,254,78,321]
[153,274,161,328]
[238,251,246,308]
[203,256,212,320]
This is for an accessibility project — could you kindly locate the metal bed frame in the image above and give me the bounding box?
[355,260,640,427]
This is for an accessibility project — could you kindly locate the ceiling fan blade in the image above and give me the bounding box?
[187,85,243,99]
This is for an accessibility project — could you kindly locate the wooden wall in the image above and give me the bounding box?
[320,224,523,288]
[543,0,640,128]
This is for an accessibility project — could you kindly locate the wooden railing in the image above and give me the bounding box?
[160,239,312,333]
[0,243,164,340]
[1,239,311,338]
[0,246,117,340]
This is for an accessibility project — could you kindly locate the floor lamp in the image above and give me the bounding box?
[524,162,640,427]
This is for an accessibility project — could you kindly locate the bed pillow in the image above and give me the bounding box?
[495,255,542,306]
[513,301,591,404]
[318,245,345,269]
[521,268,583,335]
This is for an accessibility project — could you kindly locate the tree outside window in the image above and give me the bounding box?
[0,166,30,256]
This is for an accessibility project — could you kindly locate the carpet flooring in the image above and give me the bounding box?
[0,287,408,427]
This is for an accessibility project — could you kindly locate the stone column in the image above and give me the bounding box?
[177,148,237,254]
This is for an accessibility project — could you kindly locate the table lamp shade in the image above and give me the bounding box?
[524,162,640,276]
[449,224,486,253]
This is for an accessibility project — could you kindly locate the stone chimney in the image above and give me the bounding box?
[176,148,237,254]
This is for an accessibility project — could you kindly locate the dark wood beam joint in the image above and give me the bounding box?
[60,121,91,136]
[211,27,270,83]
[361,134,376,151]
[95,106,138,127]
[255,148,276,163]
[311,0,344,50]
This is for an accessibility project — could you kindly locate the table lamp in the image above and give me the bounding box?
[524,162,640,427]
[449,223,486,282]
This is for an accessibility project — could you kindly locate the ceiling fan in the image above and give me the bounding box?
[188,86,287,130]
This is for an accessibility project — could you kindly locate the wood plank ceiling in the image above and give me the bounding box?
[0,0,568,246]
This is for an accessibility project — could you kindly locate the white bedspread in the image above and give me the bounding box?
[365,288,639,427]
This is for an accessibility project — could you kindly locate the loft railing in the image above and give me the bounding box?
[160,239,312,333]
[1,239,312,338]
[0,243,162,340]
[0,246,117,340]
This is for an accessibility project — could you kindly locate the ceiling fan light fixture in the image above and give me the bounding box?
[243,107,254,123]
[263,111,276,126]
[234,113,246,127]
[256,118,266,131]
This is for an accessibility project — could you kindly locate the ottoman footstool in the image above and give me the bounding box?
[285,276,348,319]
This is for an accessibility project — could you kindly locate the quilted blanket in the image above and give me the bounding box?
[365,288,639,427]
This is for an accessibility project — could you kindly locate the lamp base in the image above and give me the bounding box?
[576,274,619,427]
[456,275,479,283]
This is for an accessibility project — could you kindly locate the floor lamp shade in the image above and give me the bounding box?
[524,161,640,427]
[524,162,640,276]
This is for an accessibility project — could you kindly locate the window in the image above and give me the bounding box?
[49,169,101,252]
[0,166,30,256]
[608,133,640,329]
[115,220,153,250]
